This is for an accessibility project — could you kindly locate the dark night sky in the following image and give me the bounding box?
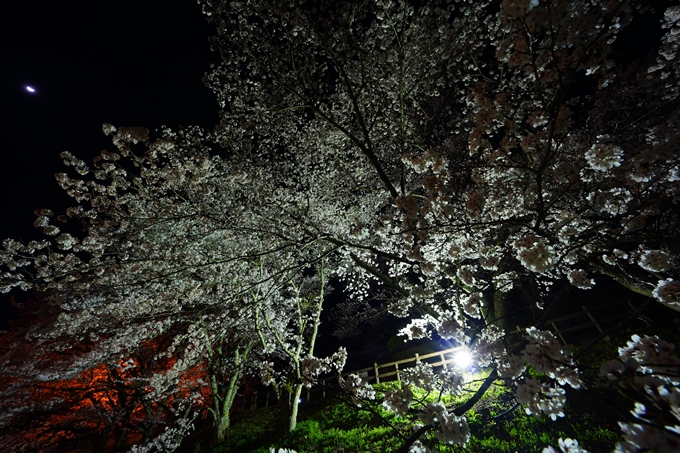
[1,1,220,327]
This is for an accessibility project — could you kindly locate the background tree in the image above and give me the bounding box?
[0,122,350,448]
[201,321,255,443]
[0,300,198,452]
[253,262,347,432]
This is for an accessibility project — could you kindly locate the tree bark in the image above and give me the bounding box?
[288,383,304,432]
[588,260,679,312]
[493,290,507,332]
[215,372,240,443]
[214,339,254,443]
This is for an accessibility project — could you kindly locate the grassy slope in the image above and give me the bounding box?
[185,371,623,453]
[181,296,680,453]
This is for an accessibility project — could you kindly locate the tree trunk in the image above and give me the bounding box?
[96,424,112,452]
[214,339,254,444]
[288,383,303,432]
[114,428,128,451]
[277,386,291,430]
[215,371,241,443]
[493,290,507,333]
[215,411,229,444]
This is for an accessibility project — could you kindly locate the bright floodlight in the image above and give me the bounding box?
[25,86,36,93]
[453,348,473,369]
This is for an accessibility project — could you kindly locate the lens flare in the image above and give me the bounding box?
[25,86,36,93]
[453,348,473,369]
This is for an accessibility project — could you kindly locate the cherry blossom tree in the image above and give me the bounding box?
[0,301,195,453]
[198,0,679,449]
[1,0,680,451]
[0,122,349,446]
[203,328,255,443]
[254,262,348,431]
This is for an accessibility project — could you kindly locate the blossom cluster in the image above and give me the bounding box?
[600,335,680,453]
[129,412,196,453]
[339,374,376,407]
[300,347,348,388]
[515,377,567,420]
[567,270,595,290]
[378,361,469,446]
[382,384,414,417]
[434,410,470,446]
[412,401,470,446]
[654,279,680,305]
[543,438,589,453]
[513,236,555,274]
[638,250,675,273]
[585,143,624,172]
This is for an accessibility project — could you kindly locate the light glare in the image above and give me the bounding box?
[25,86,36,93]
[453,349,473,369]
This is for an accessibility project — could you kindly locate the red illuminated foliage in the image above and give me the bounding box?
[0,299,214,452]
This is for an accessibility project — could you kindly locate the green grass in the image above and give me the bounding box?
[184,373,622,453]
[196,399,403,453]
[185,322,680,453]
[208,407,283,452]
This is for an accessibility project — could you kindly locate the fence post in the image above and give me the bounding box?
[582,305,604,334]
[415,353,420,363]
[552,321,568,345]
[395,362,400,382]
[306,387,310,402]
[374,363,380,384]
[265,392,270,407]
[440,352,447,371]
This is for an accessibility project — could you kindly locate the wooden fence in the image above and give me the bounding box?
[235,298,652,411]
[546,299,643,345]
[235,346,466,411]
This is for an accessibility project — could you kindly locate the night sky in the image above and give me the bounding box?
[1,1,220,326]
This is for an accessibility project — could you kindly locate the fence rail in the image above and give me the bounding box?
[546,300,641,344]
[236,299,650,411]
